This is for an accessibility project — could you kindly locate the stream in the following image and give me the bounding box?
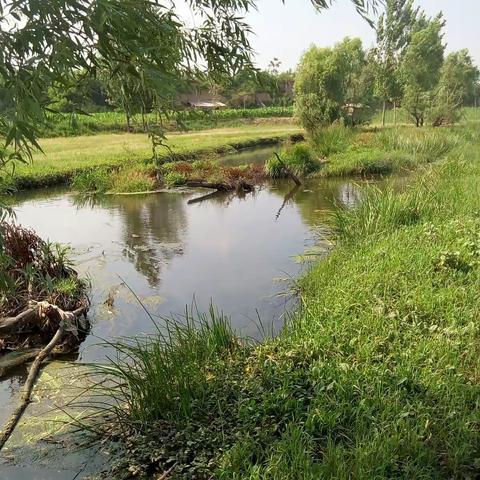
[0,146,404,479]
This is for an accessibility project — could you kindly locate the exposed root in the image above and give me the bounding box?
[0,301,89,451]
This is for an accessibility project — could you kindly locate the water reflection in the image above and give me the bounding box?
[74,193,189,287]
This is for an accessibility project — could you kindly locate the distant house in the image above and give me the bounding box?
[343,103,366,116]
[189,101,227,110]
[342,103,371,125]
[177,91,228,109]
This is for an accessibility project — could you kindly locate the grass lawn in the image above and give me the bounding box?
[9,123,302,189]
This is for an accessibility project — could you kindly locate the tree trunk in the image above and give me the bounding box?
[274,153,302,186]
[141,106,146,132]
[393,101,397,126]
[382,101,386,127]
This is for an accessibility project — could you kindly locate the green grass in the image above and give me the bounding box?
[266,143,321,178]
[319,127,464,177]
[40,107,295,137]
[371,106,480,126]
[8,124,302,189]
[84,125,480,478]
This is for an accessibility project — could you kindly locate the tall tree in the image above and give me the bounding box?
[400,15,445,127]
[294,38,369,133]
[429,50,479,126]
[373,0,421,126]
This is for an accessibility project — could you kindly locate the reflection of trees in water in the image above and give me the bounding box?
[338,182,362,208]
[74,193,189,287]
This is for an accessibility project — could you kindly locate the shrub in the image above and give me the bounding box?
[266,143,320,178]
[164,171,187,187]
[111,169,156,193]
[71,168,112,192]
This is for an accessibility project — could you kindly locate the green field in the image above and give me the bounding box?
[8,124,302,189]
[371,106,480,126]
[40,106,295,137]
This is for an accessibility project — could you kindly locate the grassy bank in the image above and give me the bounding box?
[6,124,302,190]
[318,127,462,176]
[268,126,464,179]
[86,126,480,478]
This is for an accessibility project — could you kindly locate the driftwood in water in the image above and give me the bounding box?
[0,350,41,378]
[1,296,89,354]
[0,307,41,334]
[0,301,89,451]
[186,180,254,192]
[186,179,254,205]
[274,153,302,186]
[187,190,225,205]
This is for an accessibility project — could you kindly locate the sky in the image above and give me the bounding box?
[245,0,480,71]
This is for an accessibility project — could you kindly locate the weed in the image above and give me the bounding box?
[164,171,187,187]
[266,143,321,178]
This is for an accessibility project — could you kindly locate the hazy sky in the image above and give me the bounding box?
[246,0,480,70]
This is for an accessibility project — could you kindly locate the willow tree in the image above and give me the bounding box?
[400,15,445,127]
[373,0,422,126]
[294,38,369,133]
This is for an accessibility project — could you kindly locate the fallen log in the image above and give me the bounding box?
[187,190,225,205]
[186,179,254,205]
[0,307,40,334]
[185,180,253,192]
[0,301,89,451]
[0,350,41,378]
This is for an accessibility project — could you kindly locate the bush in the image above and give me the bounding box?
[311,126,355,157]
[164,171,187,187]
[266,143,320,178]
[71,168,112,192]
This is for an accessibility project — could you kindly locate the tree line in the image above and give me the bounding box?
[295,0,479,133]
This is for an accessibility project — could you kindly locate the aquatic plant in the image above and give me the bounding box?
[164,171,187,187]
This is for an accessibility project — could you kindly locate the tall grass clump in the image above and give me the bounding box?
[266,143,320,178]
[322,148,414,176]
[72,166,156,193]
[92,305,239,425]
[310,126,355,157]
[110,168,156,193]
[377,127,460,161]
[71,168,112,193]
[331,180,436,242]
